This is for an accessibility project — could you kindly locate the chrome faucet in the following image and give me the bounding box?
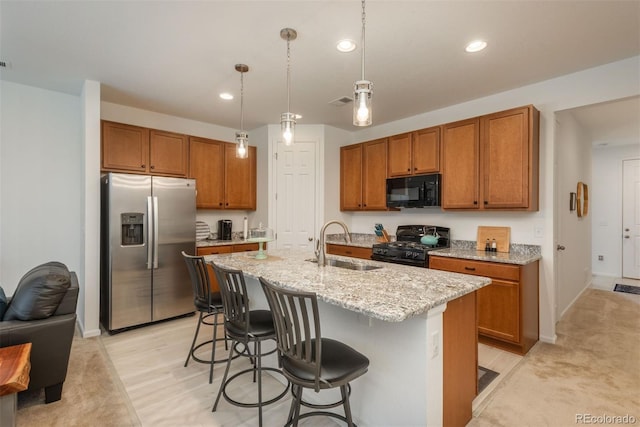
[315,220,352,266]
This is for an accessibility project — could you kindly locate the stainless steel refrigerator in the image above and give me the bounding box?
[100,172,196,332]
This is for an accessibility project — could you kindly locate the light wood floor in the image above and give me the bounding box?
[101,314,338,426]
[101,275,639,426]
[102,313,521,426]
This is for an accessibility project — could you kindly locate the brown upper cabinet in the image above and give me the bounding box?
[340,138,389,211]
[101,120,189,177]
[387,127,440,177]
[188,136,256,210]
[441,105,539,211]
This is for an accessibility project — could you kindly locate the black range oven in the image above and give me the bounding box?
[371,225,450,268]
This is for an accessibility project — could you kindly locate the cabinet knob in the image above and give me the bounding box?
[150,165,155,169]
[464,266,476,271]
[141,164,145,168]
[407,168,411,172]
[473,201,478,205]
[219,203,223,206]
[484,201,488,205]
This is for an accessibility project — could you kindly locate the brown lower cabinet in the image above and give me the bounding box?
[443,291,477,427]
[430,256,539,355]
[196,243,260,292]
[325,243,372,260]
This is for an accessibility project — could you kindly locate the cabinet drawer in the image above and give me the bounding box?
[232,243,260,252]
[326,244,372,260]
[196,245,233,256]
[429,256,519,282]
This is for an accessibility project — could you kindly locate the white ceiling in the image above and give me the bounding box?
[1,1,639,134]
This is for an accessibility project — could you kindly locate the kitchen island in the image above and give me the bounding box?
[205,249,491,426]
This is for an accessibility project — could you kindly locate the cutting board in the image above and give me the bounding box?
[476,226,511,253]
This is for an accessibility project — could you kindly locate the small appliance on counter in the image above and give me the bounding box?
[218,219,232,240]
[371,225,450,268]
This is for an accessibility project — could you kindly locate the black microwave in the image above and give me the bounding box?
[386,174,441,208]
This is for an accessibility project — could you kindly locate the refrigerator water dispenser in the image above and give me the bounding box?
[121,212,144,246]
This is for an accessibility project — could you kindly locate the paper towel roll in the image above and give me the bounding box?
[243,217,248,240]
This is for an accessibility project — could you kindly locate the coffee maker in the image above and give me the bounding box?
[218,219,232,240]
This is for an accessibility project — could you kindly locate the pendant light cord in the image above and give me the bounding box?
[286,35,292,112]
[361,0,366,80]
[240,70,245,131]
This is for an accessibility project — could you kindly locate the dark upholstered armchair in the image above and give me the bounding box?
[0,262,79,403]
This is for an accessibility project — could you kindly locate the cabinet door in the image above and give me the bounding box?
[362,138,388,210]
[412,127,440,174]
[149,129,189,176]
[224,143,256,210]
[443,291,477,427]
[340,144,363,210]
[482,106,534,209]
[441,118,480,209]
[101,121,149,173]
[387,133,412,177]
[189,137,225,209]
[477,279,520,343]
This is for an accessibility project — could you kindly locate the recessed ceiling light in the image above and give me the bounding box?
[219,92,234,100]
[465,40,487,53]
[336,39,357,53]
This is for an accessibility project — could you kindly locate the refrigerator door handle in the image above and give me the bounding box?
[153,196,159,269]
[147,196,154,269]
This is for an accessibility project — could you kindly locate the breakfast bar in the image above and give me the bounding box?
[205,248,491,426]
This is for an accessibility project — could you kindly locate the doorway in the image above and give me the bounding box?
[622,159,640,279]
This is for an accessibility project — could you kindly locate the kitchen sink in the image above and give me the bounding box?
[306,258,382,271]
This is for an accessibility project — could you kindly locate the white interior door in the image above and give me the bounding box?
[622,159,640,279]
[275,140,316,250]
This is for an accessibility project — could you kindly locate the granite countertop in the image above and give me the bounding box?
[325,233,389,248]
[196,238,257,248]
[203,249,491,323]
[430,248,541,265]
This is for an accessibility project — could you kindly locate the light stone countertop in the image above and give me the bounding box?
[204,248,491,323]
[430,248,541,265]
[196,238,256,248]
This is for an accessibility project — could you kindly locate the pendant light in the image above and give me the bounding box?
[353,0,372,126]
[235,64,249,159]
[280,28,297,146]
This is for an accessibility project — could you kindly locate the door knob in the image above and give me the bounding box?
[557,245,566,251]
[624,235,630,239]
[308,237,313,241]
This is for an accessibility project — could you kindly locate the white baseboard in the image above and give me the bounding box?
[76,319,102,338]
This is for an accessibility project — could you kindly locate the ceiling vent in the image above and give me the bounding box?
[328,96,353,107]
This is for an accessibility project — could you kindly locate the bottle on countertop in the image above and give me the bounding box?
[485,239,490,252]
[491,238,497,252]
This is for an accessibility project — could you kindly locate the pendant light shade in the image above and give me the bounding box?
[280,28,297,146]
[353,0,372,126]
[235,64,249,159]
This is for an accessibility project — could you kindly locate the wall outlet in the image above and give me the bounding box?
[598,255,604,261]
[534,225,544,238]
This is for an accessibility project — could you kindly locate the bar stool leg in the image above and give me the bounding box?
[184,312,203,367]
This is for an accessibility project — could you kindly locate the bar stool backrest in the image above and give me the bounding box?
[211,263,251,339]
[181,251,214,308]
[260,278,323,392]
